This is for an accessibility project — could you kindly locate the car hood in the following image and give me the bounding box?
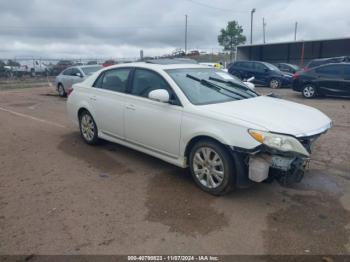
[200,96,332,137]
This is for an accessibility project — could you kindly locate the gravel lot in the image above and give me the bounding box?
[0,85,349,255]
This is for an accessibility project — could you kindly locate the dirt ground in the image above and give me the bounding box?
[0,85,349,256]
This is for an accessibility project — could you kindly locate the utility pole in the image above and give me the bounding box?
[263,17,266,44]
[185,14,188,54]
[294,22,298,41]
[250,8,256,44]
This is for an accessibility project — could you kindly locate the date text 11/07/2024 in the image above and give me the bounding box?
[127,255,219,261]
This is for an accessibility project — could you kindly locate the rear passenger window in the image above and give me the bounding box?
[94,68,131,93]
[315,65,343,76]
[241,62,252,69]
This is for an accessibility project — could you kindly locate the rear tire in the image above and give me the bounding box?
[302,84,316,98]
[57,84,66,97]
[79,110,99,145]
[189,139,235,196]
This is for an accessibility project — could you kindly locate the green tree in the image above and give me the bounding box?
[218,21,246,60]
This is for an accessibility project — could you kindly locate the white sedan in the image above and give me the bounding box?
[67,60,332,195]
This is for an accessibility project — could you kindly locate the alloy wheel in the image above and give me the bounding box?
[303,85,315,98]
[192,147,225,189]
[270,79,281,89]
[80,114,95,142]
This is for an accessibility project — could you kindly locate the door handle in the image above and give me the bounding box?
[89,96,97,101]
[126,104,136,111]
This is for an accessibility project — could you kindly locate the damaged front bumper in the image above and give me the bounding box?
[232,133,323,187]
[248,153,309,185]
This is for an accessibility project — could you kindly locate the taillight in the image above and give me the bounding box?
[67,86,74,96]
[292,72,300,79]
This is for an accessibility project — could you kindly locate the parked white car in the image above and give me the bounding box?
[67,61,332,195]
[55,65,102,97]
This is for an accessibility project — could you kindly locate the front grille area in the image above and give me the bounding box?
[297,134,321,153]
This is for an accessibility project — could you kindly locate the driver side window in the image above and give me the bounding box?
[131,69,171,98]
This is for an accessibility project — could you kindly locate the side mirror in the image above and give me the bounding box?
[148,89,170,103]
[75,72,83,77]
[264,68,269,72]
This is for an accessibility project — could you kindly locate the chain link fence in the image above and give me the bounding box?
[0,53,231,90]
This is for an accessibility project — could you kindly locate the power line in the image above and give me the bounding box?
[184,0,249,13]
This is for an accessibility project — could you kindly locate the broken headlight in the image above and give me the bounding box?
[248,129,310,157]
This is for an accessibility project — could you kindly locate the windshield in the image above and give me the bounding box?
[82,66,102,75]
[263,62,280,71]
[166,68,258,105]
[289,64,300,71]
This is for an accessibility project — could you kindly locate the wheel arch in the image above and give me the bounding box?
[184,134,251,189]
[303,82,319,93]
[57,82,64,89]
[184,135,229,165]
[78,107,90,119]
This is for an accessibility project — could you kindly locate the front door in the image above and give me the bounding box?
[124,68,182,158]
[341,64,350,96]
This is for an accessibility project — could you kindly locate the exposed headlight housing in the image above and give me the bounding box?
[248,129,310,157]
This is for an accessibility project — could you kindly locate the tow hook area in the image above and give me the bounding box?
[275,158,307,186]
[248,154,309,186]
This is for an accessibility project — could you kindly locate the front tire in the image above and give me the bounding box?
[269,78,282,89]
[79,110,99,145]
[302,84,316,98]
[189,139,235,196]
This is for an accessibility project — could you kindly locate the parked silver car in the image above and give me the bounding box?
[55,65,102,97]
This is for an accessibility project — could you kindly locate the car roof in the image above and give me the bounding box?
[310,56,348,62]
[78,65,103,68]
[104,62,209,70]
[146,58,198,65]
[66,65,102,70]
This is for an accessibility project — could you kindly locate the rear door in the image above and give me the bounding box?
[252,62,268,85]
[314,64,344,95]
[239,62,255,80]
[60,68,72,88]
[89,68,133,139]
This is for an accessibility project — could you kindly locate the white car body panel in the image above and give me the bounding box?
[67,62,332,169]
[201,96,332,137]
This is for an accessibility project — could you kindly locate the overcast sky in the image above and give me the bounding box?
[0,0,349,59]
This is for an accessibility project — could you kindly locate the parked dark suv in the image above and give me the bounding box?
[304,56,350,71]
[292,63,350,98]
[228,61,293,88]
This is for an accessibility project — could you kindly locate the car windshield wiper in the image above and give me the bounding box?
[208,76,259,97]
[186,74,242,100]
[203,77,252,99]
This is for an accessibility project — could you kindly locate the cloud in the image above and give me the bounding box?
[0,0,349,59]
